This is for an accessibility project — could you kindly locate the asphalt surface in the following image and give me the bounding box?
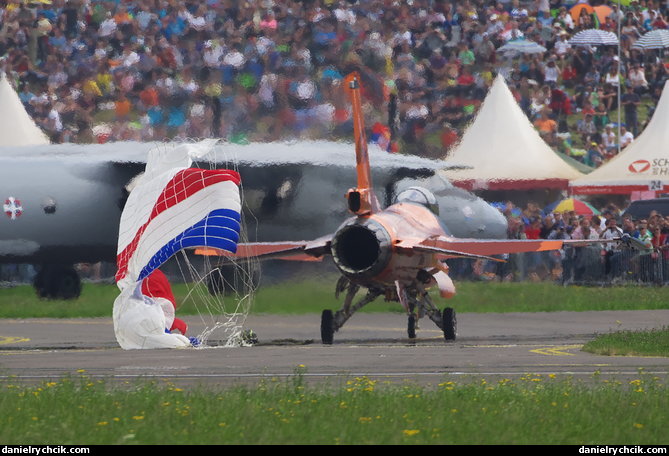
[1,310,669,387]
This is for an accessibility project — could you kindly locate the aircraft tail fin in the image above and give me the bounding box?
[344,73,380,215]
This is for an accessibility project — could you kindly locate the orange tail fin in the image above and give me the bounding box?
[345,73,380,215]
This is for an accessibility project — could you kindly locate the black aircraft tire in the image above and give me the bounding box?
[207,265,260,296]
[407,314,416,339]
[56,267,82,300]
[321,309,335,345]
[34,265,81,300]
[442,307,457,341]
[33,268,50,299]
[206,267,228,296]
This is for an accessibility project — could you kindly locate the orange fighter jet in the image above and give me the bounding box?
[199,74,616,344]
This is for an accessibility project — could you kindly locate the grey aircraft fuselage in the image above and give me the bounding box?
[0,140,507,269]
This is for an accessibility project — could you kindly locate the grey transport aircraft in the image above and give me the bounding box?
[0,140,508,300]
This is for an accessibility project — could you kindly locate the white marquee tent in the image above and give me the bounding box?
[440,75,583,191]
[0,73,50,146]
[570,80,669,196]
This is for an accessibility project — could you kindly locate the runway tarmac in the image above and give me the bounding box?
[1,310,669,387]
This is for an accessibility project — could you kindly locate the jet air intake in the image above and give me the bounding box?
[331,219,392,279]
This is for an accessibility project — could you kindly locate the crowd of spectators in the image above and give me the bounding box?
[453,198,669,284]
[0,0,667,162]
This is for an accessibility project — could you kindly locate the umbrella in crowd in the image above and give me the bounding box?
[569,29,619,47]
[632,29,669,50]
[10,0,53,4]
[570,3,595,24]
[545,198,601,216]
[497,39,547,56]
[593,5,614,24]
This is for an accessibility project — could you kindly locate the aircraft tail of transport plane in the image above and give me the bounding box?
[199,73,620,344]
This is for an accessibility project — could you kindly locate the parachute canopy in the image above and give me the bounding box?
[113,142,242,349]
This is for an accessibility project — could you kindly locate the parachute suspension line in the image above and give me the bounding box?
[168,140,261,348]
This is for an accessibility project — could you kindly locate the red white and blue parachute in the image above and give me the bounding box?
[113,142,241,349]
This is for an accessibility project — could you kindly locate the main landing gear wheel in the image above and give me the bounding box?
[407,314,417,339]
[321,309,335,345]
[442,307,456,341]
[33,265,81,300]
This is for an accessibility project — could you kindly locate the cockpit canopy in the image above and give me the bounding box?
[394,186,439,215]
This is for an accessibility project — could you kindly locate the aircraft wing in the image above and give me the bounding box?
[195,236,332,262]
[405,236,617,259]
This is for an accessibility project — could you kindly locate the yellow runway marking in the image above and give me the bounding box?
[0,336,30,345]
[530,345,582,356]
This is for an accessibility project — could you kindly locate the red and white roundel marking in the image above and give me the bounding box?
[3,197,23,220]
[628,160,651,173]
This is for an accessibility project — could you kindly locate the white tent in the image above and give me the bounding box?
[570,80,669,196]
[440,75,583,191]
[0,73,50,146]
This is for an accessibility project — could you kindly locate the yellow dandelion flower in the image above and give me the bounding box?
[403,429,420,437]
[633,423,644,429]
[97,421,108,426]
[132,416,144,421]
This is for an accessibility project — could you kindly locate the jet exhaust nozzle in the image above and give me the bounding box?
[331,219,392,279]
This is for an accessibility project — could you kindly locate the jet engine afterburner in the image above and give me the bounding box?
[330,218,392,279]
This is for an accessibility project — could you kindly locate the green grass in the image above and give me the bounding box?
[450,281,669,313]
[583,328,669,358]
[0,373,666,445]
[2,279,669,318]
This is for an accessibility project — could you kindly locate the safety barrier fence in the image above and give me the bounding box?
[449,246,669,286]
[1,247,668,287]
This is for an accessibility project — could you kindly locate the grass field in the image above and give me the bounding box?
[583,327,669,358]
[0,372,667,445]
[2,278,669,318]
